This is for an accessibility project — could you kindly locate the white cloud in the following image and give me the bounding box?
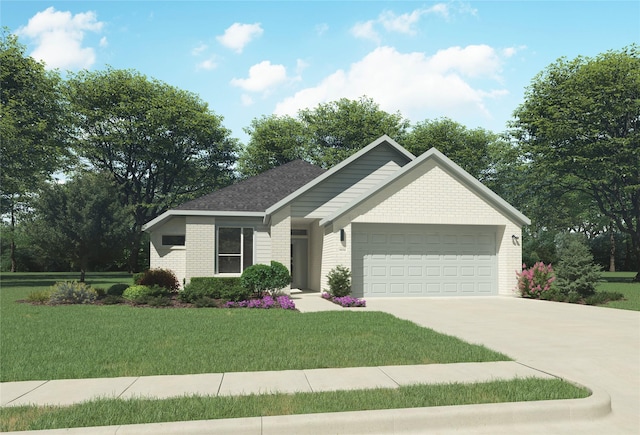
[99,36,108,47]
[217,22,263,53]
[230,61,287,93]
[379,9,424,35]
[16,7,104,70]
[296,59,309,75]
[191,42,208,56]
[196,58,218,71]
[241,94,254,106]
[351,20,380,43]
[274,45,509,124]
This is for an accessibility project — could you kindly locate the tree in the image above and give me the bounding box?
[237,115,307,177]
[299,96,410,168]
[29,172,130,282]
[0,29,70,271]
[512,45,640,280]
[404,118,499,182]
[66,68,238,272]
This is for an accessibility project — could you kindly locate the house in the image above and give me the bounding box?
[142,135,530,298]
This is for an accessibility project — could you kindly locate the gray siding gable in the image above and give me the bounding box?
[291,141,412,218]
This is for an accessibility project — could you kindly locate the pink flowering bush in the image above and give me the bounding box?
[322,292,366,307]
[516,262,556,298]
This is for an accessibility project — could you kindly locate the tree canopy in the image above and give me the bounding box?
[512,45,640,279]
[66,68,238,271]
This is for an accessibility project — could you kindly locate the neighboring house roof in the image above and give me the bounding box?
[142,159,325,231]
[319,147,532,227]
[176,159,326,212]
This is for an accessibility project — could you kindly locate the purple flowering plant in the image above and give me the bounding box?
[515,262,556,298]
[321,292,366,307]
[225,294,296,310]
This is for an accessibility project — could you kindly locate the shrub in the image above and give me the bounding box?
[224,294,296,310]
[49,281,97,305]
[321,292,366,307]
[194,296,220,308]
[515,262,556,298]
[585,291,624,306]
[135,268,180,293]
[180,277,250,303]
[240,261,291,296]
[107,283,130,296]
[94,287,106,298]
[326,265,351,297]
[26,289,53,304]
[146,296,172,307]
[555,235,601,298]
[123,285,168,304]
[101,295,124,305]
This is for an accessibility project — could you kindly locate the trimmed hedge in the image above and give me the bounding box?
[179,277,250,303]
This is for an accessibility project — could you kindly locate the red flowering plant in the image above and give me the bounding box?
[516,262,556,298]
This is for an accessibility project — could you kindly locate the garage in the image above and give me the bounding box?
[351,223,497,297]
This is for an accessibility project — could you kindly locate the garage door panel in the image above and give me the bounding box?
[353,224,497,297]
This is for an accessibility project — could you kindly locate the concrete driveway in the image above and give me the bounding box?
[365,296,640,434]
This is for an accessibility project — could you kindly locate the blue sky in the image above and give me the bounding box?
[3,1,638,144]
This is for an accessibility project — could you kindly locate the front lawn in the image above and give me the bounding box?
[0,272,509,382]
[0,378,589,432]
[597,272,640,311]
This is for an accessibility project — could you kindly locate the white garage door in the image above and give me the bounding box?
[352,224,497,297]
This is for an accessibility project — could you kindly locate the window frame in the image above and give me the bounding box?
[161,234,186,247]
[216,226,254,274]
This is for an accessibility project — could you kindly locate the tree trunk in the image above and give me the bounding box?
[128,229,143,273]
[10,205,16,272]
[609,229,616,272]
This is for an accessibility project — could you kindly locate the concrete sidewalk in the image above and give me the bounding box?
[1,361,556,408]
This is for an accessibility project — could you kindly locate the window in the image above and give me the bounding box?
[217,227,253,273]
[162,235,185,246]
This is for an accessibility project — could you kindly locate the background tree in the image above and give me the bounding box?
[299,96,410,168]
[237,115,307,177]
[404,118,499,182]
[512,45,640,280]
[0,29,71,271]
[28,172,130,282]
[66,68,238,272]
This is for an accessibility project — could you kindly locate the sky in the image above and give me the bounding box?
[2,1,639,145]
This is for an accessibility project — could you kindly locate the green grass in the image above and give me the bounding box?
[597,272,640,311]
[0,272,509,382]
[0,378,589,432]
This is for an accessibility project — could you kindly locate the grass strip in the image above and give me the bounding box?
[0,378,589,432]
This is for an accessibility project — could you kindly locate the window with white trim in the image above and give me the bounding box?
[217,227,254,273]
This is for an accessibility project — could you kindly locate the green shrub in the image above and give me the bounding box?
[49,281,97,305]
[515,262,556,298]
[180,277,249,303]
[94,288,106,298]
[585,291,624,306]
[146,296,172,307]
[135,268,180,293]
[194,296,220,308]
[326,265,351,297]
[240,261,291,296]
[101,295,124,305]
[107,283,130,296]
[555,234,601,297]
[26,289,53,304]
[123,285,168,304]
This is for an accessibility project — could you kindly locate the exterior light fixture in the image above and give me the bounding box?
[512,235,520,243]
[340,229,346,242]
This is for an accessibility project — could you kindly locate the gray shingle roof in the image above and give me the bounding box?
[176,160,326,212]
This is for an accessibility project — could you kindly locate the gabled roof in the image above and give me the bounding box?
[263,135,414,221]
[319,147,531,227]
[143,159,325,231]
[176,159,326,212]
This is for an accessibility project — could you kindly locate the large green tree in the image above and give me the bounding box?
[404,118,504,183]
[66,68,238,271]
[238,115,307,177]
[512,45,640,280]
[0,30,70,271]
[299,96,410,168]
[29,172,130,281]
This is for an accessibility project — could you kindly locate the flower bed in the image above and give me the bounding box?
[224,294,296,310]
[321,292,366,307]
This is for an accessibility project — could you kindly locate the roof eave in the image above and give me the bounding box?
[142,210,266,232]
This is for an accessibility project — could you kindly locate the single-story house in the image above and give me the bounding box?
[142,135,530,298]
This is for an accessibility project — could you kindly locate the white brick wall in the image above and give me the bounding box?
[270,206,291,271]
[185,216,216,283]
[329,162,523,296]
[148,217,187,286]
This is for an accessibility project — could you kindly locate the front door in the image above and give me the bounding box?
[291,238,308,289]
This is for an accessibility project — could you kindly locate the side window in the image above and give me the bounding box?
[217,227,253,273]
[162,235,185,246]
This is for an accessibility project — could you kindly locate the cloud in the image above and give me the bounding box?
[230,61,287,93]
[16,6,104,69]
[191,42,208,56]
[351,20,380,43]
[196,58,218,71]
[217,22,263,53]
[274,45,509,124]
